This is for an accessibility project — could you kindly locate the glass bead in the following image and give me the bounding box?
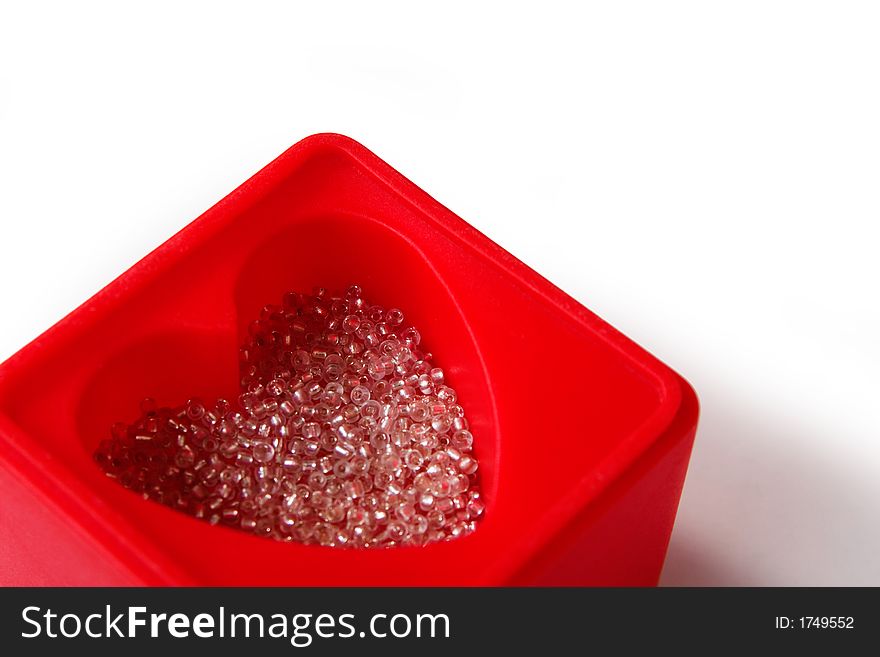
[350,385,370,406]
[447,403,465,418]
[173,446,195,468]
[390,429,408,448]
[367,358,387,380]
[319,455,335,474]
[370,432,389,451]
[360,400,381,420]
[396,502,417,523]
[373,472,393,490]
[428,510,445,527]
[445,447,462,462]
[433,477,453,498]
[355,321,373,340]
[319,432,337,452]
[342,314,360,333]
[436,386,456,404]
[403,449,424,470]
[418,493,435,511]
[386,308,405,326]
[452,430,474,451]
[347,506,367,526]
[253,442,275,464]
[358,416,379,435]
[307,471,327,489]
[380,339,399,358]
[386,521,406,541]
[417,374,434,395]
[409,402,430,423]
[380,451,402,472]
[292,388,309,405]
[411,515,429,535]
[431,413,452,434]
[401,327,421,346]
[336,424,358,442]
[467,498,485,518]
[292,350,310,369]
[185,398,205,420]
[342,479,364,499]
[458,455,479,475]
[322,382,343,404]
[372,380,390,398]
[451,416,468,432]
[375,397,393,415]
[342,403,360,422]
[309,490,330,509]
[413,472,432,492]
[325,502,346,524]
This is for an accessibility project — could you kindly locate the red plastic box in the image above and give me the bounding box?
[0,134,698,585]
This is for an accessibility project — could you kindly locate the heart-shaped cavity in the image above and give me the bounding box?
[93,285,483,547]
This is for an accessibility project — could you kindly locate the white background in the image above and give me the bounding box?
[1,2,878,585]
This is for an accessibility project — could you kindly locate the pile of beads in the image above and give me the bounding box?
[93,285,483,547]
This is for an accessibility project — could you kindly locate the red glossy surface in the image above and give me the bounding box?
[0,134,698,585]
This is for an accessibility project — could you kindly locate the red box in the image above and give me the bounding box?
[0,134,698,585]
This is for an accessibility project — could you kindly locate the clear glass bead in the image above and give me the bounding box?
[302,422,321,439]
[401,327,420,346]
[386,521,406,542]
[367,358,387,380]
[396,502,416,523]
[418,493,435,511]
[411,514,429,535]
[409,402,430,423]
[458,455,479,475]
[292,350,310,369]
[467,498,485,518]
[429,368,444,384]
[431,413,452,434]
[452,430,474,451]
[253,442,275,463]
[342,314,360,334]
[350,385,370,406]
